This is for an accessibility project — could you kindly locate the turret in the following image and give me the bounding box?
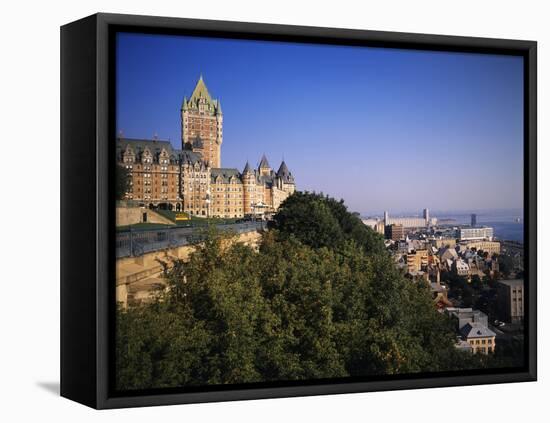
[276,160,295,193]
[276,161,293,180]
[242,161,256,215]
[181,75,223,167]
[258,154,271,177]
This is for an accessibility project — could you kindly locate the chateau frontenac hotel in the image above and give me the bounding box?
[117,76,296,218]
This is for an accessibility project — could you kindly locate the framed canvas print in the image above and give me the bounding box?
[60,13,537,409]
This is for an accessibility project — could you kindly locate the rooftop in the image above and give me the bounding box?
[259,154,270,169]
[211,168,242,183]
[497,279,524,287]
[460,322,496,339]
[117,138,203,165]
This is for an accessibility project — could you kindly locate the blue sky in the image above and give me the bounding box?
[116,32,524,215]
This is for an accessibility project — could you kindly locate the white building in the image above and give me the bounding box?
[383,210,436,228]
[454,259,470,276]
[459,227,494,241]
[361,218,378,229]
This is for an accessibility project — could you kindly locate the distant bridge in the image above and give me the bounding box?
[116,221,265,258]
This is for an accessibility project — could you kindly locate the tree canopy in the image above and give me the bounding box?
[115,165,131,201]
[116,192,507,391]
[269,191,385,255]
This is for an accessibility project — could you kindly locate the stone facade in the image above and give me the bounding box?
[461,240,501,255]
[117,76,296,218]
[496,279,524,324]
[385,224,405,241]
[460,322,496,354]
[406,249,429,273]
[446,308,496,355]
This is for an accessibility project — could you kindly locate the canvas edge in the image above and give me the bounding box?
[59,12,537,410]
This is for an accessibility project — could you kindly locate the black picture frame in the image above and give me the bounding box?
[61,12,537,409]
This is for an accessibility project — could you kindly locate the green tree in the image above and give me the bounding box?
[471,274,483,290]
[270,191,384,255]
[498,255,514,277]
[116,195,506,390]
[115,165,131,201]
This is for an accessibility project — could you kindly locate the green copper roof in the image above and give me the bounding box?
[190,75,212,103]
[183,76,222,114]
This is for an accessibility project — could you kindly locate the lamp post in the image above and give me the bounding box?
[205,188,211,224]
[140,205,145,223]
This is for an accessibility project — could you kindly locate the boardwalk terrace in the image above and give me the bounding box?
[117,76,296,218]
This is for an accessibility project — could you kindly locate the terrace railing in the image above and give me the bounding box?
[116,221,264,258]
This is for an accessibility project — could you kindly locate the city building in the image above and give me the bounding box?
[446,307,495,354]
[365,216,425,234]
[423,208,430,225]
[459,322,496,354]
[496,279,524,324]
[396,216,429,227]
[431,238,457,249]
[427,263,441,284]
[439,247,458,263]
[501,241,524,271]
[385,224,405,241]
[406,249,428,273]
[446,307,489,330]
[465,256,486,277]
[396,240,409,254]
[361,218,378,229]
[453,259,470,277]
[407,239,429,253]
[460,240,501,255]
[117,76,296,218]
[362,219,386,235]
[431,282,451,309]
[383,210,435,228]
[471,213,477,227]
[459,227,494,241]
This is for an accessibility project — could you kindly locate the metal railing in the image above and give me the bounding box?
[116,221,264,258]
